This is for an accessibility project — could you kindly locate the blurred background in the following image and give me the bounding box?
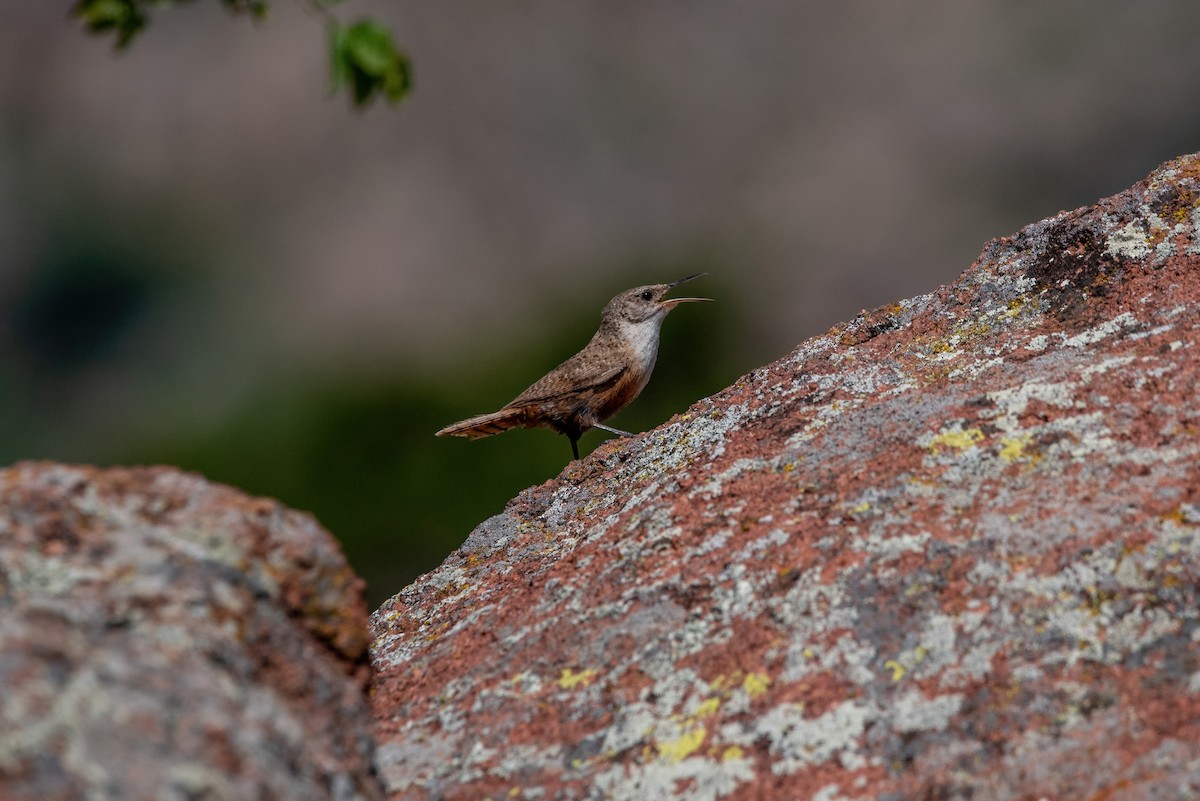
[2,2,1199,606]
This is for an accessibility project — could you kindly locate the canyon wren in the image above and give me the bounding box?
[436,274,712,460]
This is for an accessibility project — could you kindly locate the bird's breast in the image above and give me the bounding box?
[611,319,663,405]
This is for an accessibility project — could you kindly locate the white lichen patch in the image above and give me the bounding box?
[730,527,791,563]
[811,784,862,801]
[1104,222,1152,260]
[1024,333,1057,351]
[1191,204,1200,255]
[1104,605,1183,660]
[640,401,748,474]
[687,527,733,558]
[755,700,871,775]
[492,743,564,780]
[781,632,876,687]
[1128,323,1176,343]
[941,639,1003,689]
[689,458,772,501]
[770,576,852,639]
[891,690,963,733]
[851,529,931,563]
[710,564,763,622]
[983,379,1081,431]
[4,551,89,596]
[601,703,659,755]
[591,749,755,801]
[1078,354,1137,380]
[910,613,964,677]
[947,356,1004,381]
[374,732,461,792]
[1063,312,1140,349]
[1039,412,1120,461]
[1003,529,1198,670]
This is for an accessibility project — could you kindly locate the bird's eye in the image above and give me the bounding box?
[641,290,653,301]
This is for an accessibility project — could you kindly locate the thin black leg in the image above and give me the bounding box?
[570,436,580,460]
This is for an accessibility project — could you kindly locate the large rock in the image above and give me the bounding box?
[0,463,384,801]
[369,154,1200,800]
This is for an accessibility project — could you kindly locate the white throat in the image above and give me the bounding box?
[619,317,664,376]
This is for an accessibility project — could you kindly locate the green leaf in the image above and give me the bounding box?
[344,21,395,76]
[327,19,411,108]
[72,0,148,48]
[382,57,412,103]
[75,0,128,26]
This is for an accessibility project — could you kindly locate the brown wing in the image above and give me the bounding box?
[507,353,627,407]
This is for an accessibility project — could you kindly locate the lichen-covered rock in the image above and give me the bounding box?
[0,463,384,801]
[370,154,1200,800]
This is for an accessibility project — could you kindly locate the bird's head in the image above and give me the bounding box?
[604,273,712,325]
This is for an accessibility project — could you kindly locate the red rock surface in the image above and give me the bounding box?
[370,154,1200,800]
[0,463,383,801]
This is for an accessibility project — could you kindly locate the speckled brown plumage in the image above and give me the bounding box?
[437,275,711,459]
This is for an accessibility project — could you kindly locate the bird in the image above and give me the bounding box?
[436,274,712,460]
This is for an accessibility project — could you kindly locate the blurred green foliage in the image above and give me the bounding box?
[71,0,411,108]
[13,242,155,369]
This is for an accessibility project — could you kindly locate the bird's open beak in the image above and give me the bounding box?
[662,296,713,308]
[668,273,705,289]
[662,272,714,308]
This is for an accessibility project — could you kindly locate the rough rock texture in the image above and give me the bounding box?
[370,153,1200,800]
[0,463,384,801]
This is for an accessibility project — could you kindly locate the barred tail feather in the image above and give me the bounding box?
[436,406,535,440]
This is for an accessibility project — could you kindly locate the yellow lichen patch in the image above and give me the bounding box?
[928,427,985,454]
[961,320,992,338]
[693,697,721,719]
[743,672,771,699]
[1002,298,1026,319]
[721,745,745,762]
[998,433,1033,463]
[884,659,906,681]
[657,726,706,763]
[1162,506,1189,526]
[557,667,599,690]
